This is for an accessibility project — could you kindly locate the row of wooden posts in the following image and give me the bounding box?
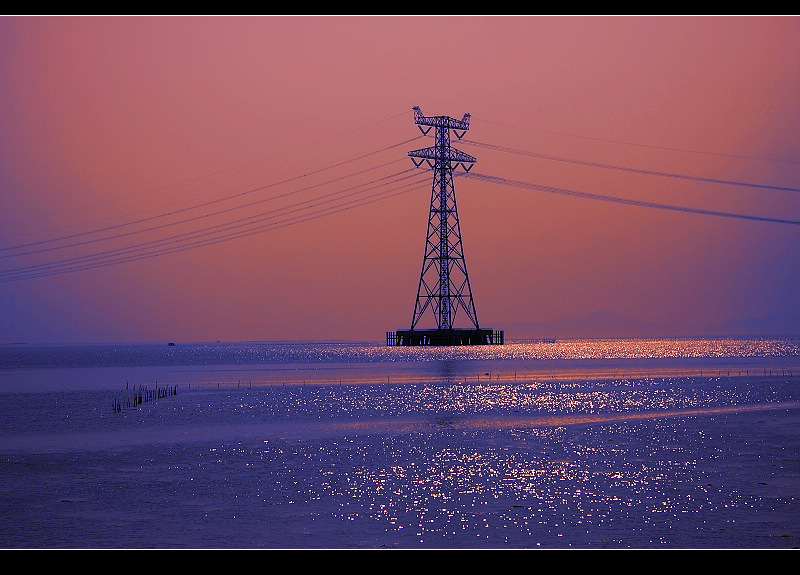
[113,382,178,413]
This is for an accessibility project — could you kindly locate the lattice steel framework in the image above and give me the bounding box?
[407,106,480,331]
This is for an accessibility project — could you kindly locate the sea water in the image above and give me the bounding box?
[0,338,798,548]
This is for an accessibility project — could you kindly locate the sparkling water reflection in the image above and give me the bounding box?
[0,338,798,548]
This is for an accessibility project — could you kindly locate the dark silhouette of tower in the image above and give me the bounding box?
[387,107,503,346]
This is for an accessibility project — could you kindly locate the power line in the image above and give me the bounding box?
[461,171,800,226]
[0,169,429,282]
[0,137,421,256]
[463,139,800,193]
[1,110,414,231]
[474,117,800,167]
[3,116,795,283]
[0,158,407,261]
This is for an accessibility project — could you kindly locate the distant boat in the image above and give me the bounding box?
[167,342,175,346]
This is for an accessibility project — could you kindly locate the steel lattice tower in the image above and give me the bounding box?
[387,107,503,346]
[409,106,478,331]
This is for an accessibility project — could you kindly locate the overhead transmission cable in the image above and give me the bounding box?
[460,171,799,226]
[1,157,407,260]
[0,168,429,282]
[2,110,414,233]
[463,139,800,194]
[475,117,800,166]
[3,112,796,283]
[0,136,422,256]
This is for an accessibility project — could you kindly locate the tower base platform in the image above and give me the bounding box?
[387,328,504,346]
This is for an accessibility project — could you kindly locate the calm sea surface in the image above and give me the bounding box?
[1,338,798,548]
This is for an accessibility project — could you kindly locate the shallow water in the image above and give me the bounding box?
[1,338,798,548]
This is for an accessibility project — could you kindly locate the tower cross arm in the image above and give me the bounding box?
[408,147,476,164]
[412,106,471,132]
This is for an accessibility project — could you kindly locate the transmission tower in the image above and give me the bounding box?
[387,107,503,346]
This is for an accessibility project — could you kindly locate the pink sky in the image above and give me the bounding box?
[1,16,798,343]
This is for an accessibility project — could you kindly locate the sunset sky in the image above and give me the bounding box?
[1,16,798,344]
